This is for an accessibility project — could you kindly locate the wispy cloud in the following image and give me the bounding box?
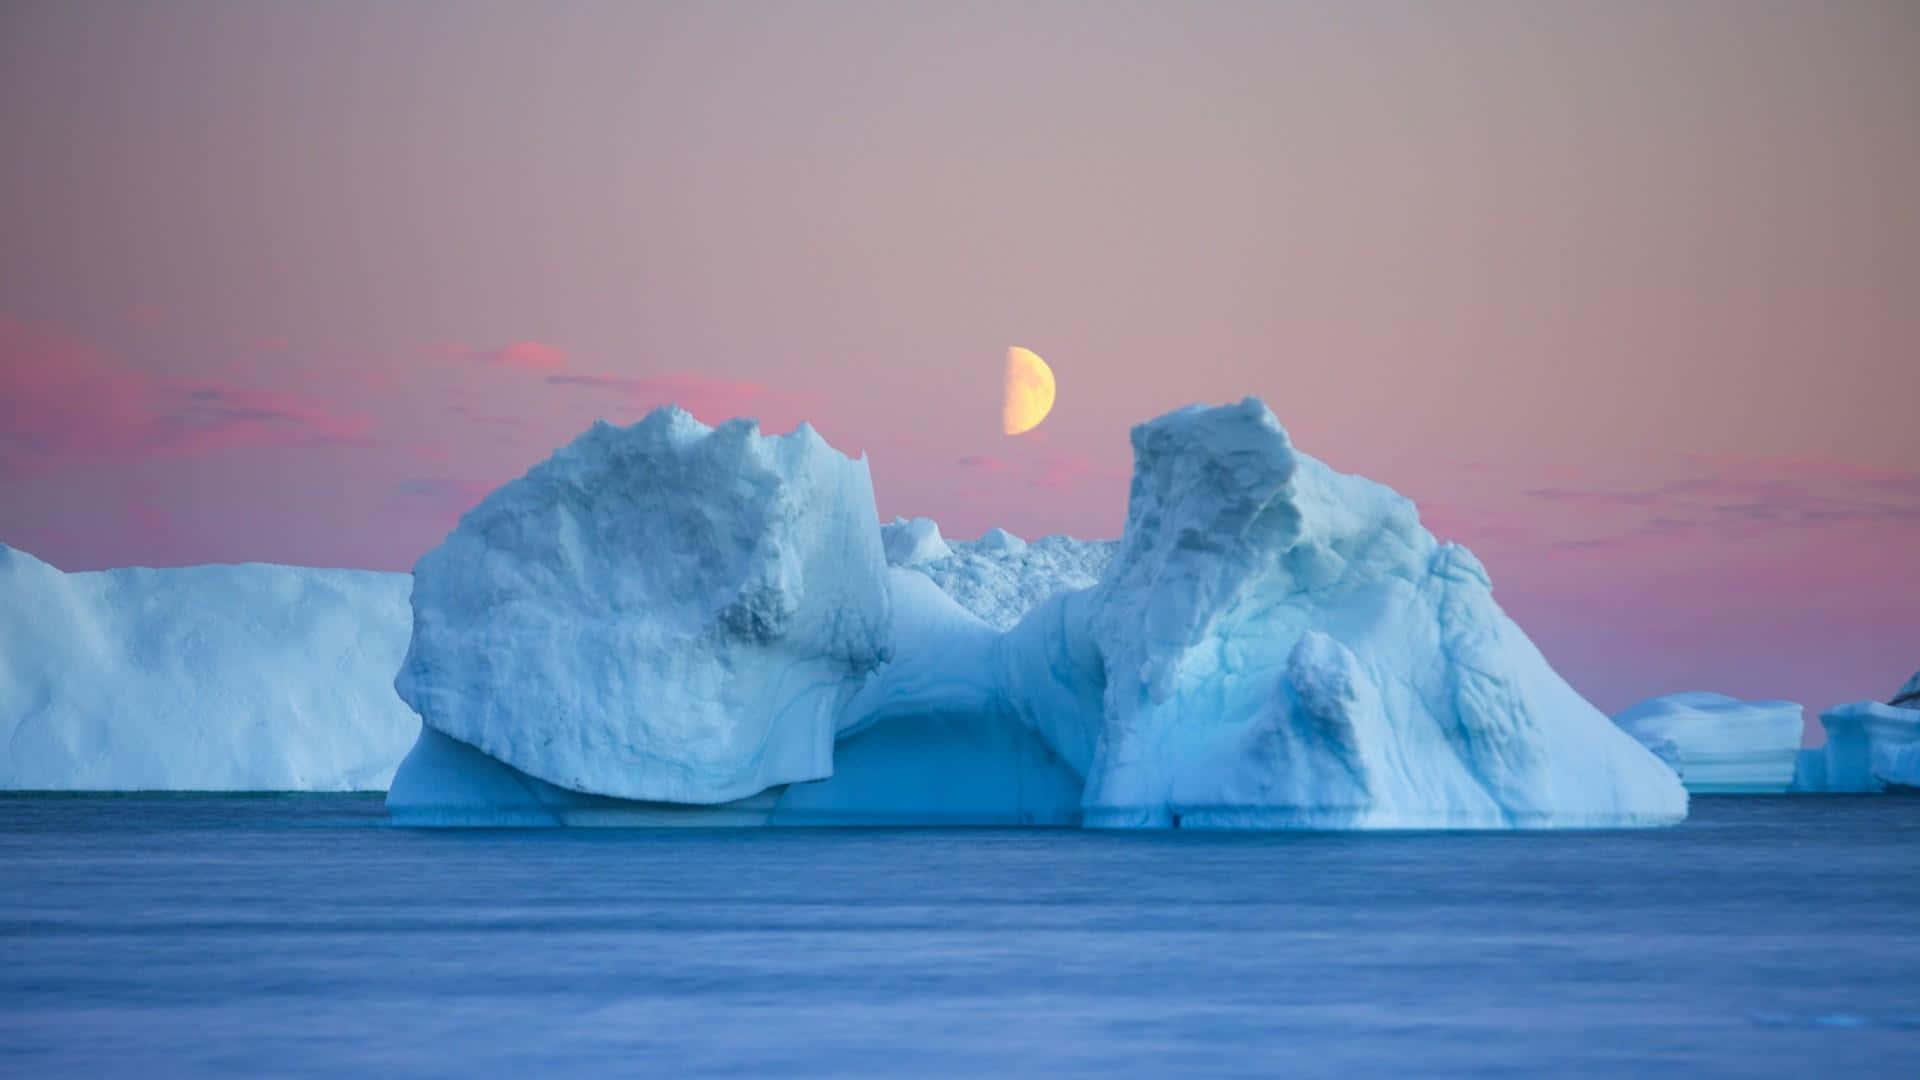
[478,341,567,372]
[0,315,373,471]
[1533,459,1920,552]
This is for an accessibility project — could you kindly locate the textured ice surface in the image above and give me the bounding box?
[0,544,415,791]
[1612,693,1804,793]
[395,408,892,805]
[389,398,1687,828]
[909,530,1115,631]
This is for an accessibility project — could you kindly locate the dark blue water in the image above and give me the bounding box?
[2,796,1916,1077]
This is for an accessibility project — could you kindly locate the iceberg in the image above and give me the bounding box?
[1001,399,1684,828]
[1793,686,1920,793]
[1611,693,1804,793]
[388,398,1687,829]
[394,409,892,806]
[0,543,416,791]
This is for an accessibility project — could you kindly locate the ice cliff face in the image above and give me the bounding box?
[0,544,415,791]
[1612,693,1804,793]
[395,408,892,805]
[388,398,1687,828]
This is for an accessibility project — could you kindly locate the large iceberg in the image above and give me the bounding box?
[394,409,892,806]
[388,398,1687,828]
[1611,693,1803,793]
[1002,400,1683,828]
[0,544,416,791]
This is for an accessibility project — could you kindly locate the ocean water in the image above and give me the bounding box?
[2,796,1916,1077]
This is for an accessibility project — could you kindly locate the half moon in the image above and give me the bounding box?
[1002,346,1056,435]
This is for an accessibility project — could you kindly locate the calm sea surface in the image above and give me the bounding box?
[2,795,1916,1077]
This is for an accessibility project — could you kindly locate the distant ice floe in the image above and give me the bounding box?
[387,397,1688,829]
[1793,678,1920,793]
[1611,693,1803,793]
[0,544,415,791]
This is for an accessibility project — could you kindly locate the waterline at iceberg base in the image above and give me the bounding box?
[387,398,1688,829]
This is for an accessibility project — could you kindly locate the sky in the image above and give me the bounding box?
[2,1,1916,731]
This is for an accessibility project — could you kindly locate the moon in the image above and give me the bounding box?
[1002,346,1056,435]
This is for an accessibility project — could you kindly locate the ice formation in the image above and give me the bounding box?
[1001,400,1684,828]
[1611,693,1804,793]
[906,527,1115,631]
[879,516,952,566]
[0,544,416,791]
[394,409,892,805]
[388,398,1687,828]
[1793,690,1920,793]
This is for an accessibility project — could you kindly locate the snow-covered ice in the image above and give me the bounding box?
[389,397,1687,829]
[1612,693,1804,793]
[0,543,416,791]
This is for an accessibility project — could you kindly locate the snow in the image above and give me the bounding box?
[0,543,415,791]
[394,408,892,805]
[1611,693,1804,793]
[390,397,1686,829]
[1794,700,1920,793]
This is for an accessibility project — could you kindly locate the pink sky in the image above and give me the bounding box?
[2,2,1916,732]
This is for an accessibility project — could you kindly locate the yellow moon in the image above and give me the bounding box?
[1002,346,1055,435]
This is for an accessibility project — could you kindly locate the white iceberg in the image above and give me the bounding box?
[388,398,1687,829]
[394,409,893,806]
[1611,692,1804,793]
[0,543,415,791]
[1002,399,1685,828]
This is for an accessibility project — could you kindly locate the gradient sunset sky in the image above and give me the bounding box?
[2,2,1916,730]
